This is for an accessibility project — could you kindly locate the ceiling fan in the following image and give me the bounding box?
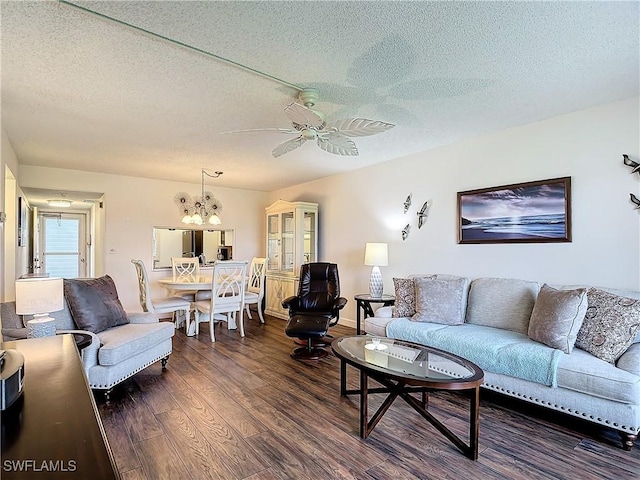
[226,88,395,157]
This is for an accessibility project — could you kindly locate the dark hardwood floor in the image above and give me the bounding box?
[97,313,640,479]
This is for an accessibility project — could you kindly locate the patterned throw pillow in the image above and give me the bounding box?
[575,288,640,363]
[392,278,416,318]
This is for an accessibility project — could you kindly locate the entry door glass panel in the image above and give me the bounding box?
[41,214,85,278]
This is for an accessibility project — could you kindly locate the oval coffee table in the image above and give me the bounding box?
[332,335,484,460]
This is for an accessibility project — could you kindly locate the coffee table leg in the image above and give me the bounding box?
[340,359,347,396]
[360,369,369,438]
[470,386,480,460]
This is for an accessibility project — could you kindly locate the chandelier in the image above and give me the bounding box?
[174,169,223,225]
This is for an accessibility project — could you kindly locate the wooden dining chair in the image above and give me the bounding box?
[131,259,192,331]
[244,257,266,324]
[193,260,248,342]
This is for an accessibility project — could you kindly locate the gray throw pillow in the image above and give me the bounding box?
[466,277,539,334]
[63,275,129,333]
[392,277,418,318]
[527,284,588,353]
[412,276,468,325]
[575,288,640,363]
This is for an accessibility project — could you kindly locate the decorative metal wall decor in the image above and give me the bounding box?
[417,200,431,228]
[403,193,412,213]
[623,154,640,176]
[401,223,411,241]
[623,154,640,211]
[457,177,572,244]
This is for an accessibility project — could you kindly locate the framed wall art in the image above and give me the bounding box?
[457,177,571,244]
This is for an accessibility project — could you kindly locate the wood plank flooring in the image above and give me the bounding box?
[97,313,640,479]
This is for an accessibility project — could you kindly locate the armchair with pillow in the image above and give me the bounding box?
[1,275,175,399]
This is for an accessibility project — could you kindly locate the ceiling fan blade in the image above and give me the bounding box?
[326,118,395,137]
[272,136,306,157]
[284,103,325,128]
[317,132,358,156]
[221,128,298,134]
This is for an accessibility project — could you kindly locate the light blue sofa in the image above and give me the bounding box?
[365,274,640,451]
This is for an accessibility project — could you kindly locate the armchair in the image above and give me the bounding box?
[1,275,174,400]
[282,262,347,359]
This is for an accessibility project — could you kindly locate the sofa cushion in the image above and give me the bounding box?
[528,284,588,353]
[616,343,640,377]
[364,315,393,337]
[392,277,418,318]
[97,321,175,366]
[575,288,640,363]
[466,277,539,334]
[412,276,469,325]
[557,347,640,404]
[64,275,129,333]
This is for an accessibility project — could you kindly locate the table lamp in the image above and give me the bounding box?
[364,242,388,298]
[15,277,64,338]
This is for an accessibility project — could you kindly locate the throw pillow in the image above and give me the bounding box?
[412,276,468,325]
[466,277,540,335]
[527,284,588,353]
[63,275,129,333]
[575,288,640,363]
[392,277,418,318]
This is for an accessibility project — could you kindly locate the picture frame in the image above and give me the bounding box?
[457,177,571,244]
[17,196,28,247]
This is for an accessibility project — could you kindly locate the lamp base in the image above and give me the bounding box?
[369,266,383,298]
[26,314,56,338]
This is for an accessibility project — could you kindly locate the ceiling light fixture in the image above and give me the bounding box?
[47,194,72,208]
[174,170,223,226]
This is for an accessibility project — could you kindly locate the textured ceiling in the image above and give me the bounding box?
[1,1,638,192]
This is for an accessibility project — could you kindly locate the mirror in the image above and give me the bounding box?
[153,227,234,269]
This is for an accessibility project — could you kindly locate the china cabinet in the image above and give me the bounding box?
[265,200,318,319]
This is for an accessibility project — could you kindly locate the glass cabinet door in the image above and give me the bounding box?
[303,211,316,264]
[281,211,294,273]
[267,214,280,271]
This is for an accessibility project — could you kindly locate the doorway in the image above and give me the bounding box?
[38,212,88,278]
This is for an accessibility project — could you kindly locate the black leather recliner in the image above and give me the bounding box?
[282,262,347,359]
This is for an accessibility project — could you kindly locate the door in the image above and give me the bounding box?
[39,213,87,278]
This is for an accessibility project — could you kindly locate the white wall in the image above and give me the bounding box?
[18,166,270,311]
[271,97,640,326]
[1,129,21,301]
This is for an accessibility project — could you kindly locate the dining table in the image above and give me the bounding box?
[158,275,213,336]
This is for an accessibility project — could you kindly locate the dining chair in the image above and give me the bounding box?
[171,257,200,301]
[244,257,266,324]
[193,260,248,342]
[131,259,192,331]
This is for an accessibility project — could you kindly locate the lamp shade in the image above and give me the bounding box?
[364,243,388,267]
[15,278,64,316]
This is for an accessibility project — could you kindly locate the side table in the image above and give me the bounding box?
[354,294,395,335]
[57,332,93,352]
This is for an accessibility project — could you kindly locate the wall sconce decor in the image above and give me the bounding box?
[175,169,223,225]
